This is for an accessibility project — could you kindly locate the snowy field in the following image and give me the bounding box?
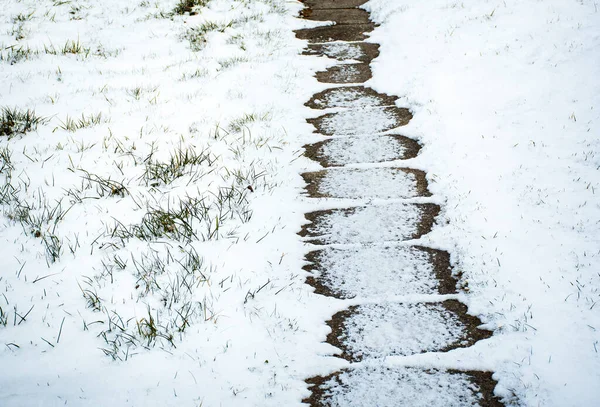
[0,0,599,406]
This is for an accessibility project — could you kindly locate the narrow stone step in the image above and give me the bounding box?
[304,367,504,407]
[304,135,421,167]
[300,8,371,25]
[315,63,372,83]
[308,106,412,135]
[295,24,374,43]
[300,0,368,9]
[306,86,397,109]
[298,203,439,245]
[302,168,430,199]
[326,300,492,361]
[304,246,457,299]
[303,42,380,63]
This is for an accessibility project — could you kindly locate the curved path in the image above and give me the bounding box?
[296,1,505,406]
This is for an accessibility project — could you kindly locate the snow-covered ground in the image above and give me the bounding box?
[0,0,599,406]
[364,0,600,405]
[0,0,339,405]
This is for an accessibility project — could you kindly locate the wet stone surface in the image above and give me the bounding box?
[325,300,493,361]
[303,135,421,167]
[298,203,440,245]
[308,106,412,136]
[300,8,371,25]
[304,245,458,299]
[304,367,504,407]
[302,167,430,199]
[305,86,397,109]
[315,63,372,83]
[303,42,380,63]
[294,24,374,43]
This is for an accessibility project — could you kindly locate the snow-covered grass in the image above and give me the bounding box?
[0,0,340,405]
[364,0,600,405]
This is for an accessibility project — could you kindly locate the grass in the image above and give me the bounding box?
[0,0,287,366]
[142,144,218,186]
[228,112,271,133]
[0,45,37,64]
[184,21,233,51]
[54,113,105,132]
[173,0,210,15]
[0,107,48,138]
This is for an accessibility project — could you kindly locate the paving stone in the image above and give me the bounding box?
[326,300,493,361]
[306,86,397,109]
[302,167,430,199]
[304,42,380,63]
[308,106,412,136]
[304,246,457,299]
[300,0,369,9]
[295,24,374,43]
[315,63,372,83]
[304,367,504,407]
[300,8,371,25]
[298,203,439,245]
[304,135,421,167]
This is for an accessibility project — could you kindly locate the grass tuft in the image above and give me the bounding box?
[173,0,210,15]
[0,107,48,138]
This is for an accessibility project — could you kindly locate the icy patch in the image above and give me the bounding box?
[308,246,439,298]
[303,204,425,244]
[340,302,467,359]
[317,168,418,199]
[316,107,402,135]
[321,136,406,165]
[316,367,483,407]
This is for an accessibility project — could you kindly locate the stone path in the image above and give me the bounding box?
[296,1,504,406]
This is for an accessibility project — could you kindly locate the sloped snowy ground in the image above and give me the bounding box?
[364,0,600,405]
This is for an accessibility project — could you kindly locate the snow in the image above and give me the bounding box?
[306,245,441,298]
[319,135,408,166]
[315,367,483,407]
[302,204,424,244]
[308,42,368,61]
[0,0,339,405]
[313,106,405,135]
[364,0,600,405]
[339,302,467,359]
[323,63,363,83]
[308,87,393,109]
[314,168,419,199]
[1,0,599,405]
